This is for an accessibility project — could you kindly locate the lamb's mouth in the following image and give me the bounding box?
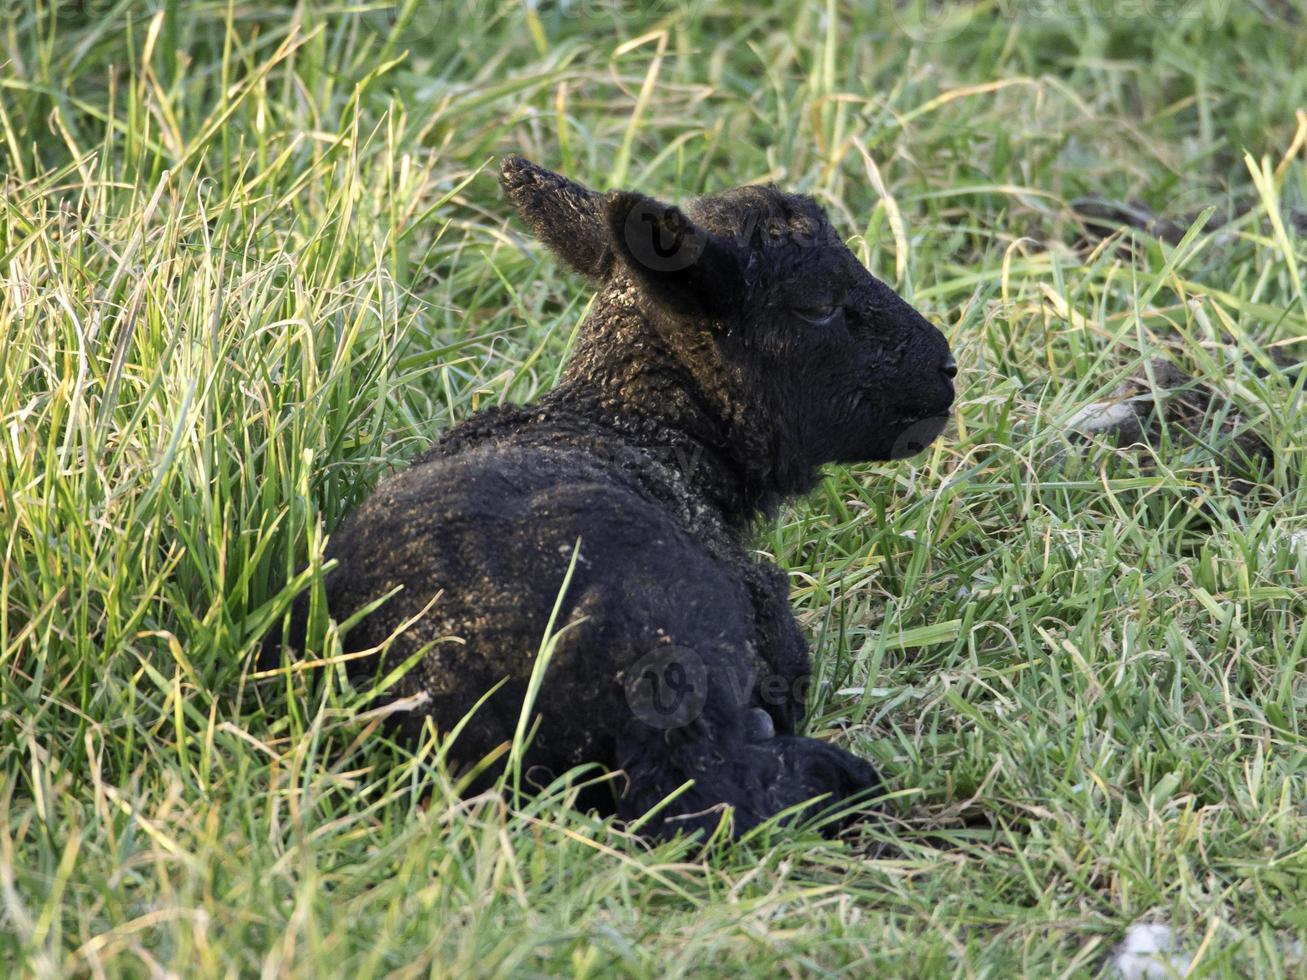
[886,411,950,459]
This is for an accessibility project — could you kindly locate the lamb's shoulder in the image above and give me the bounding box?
[329,432,739,607]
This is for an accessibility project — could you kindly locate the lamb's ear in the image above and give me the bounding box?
[500,155,611,280]
[605,191,744,320]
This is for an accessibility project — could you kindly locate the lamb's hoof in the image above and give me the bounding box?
[743,707,775,742]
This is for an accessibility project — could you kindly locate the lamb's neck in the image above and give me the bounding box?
[549,310,793,525]
[542,381,736,509]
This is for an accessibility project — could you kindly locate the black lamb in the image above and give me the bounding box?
[287,156,956,839]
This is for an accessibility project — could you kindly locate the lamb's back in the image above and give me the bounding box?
[320,438,760,769]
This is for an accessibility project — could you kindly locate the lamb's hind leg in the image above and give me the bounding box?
[615,723,880,840]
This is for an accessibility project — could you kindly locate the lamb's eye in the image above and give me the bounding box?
[793,305,839,325]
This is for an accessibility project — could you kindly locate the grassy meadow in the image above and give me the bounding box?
[1,0,1305,975]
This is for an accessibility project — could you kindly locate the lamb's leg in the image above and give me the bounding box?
[614,726,880,840]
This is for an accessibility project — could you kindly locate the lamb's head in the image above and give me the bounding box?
[501,155,955,487]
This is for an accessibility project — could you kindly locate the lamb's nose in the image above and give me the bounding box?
[941,354,958,380]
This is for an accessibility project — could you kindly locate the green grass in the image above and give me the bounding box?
[1,0,1305,975]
